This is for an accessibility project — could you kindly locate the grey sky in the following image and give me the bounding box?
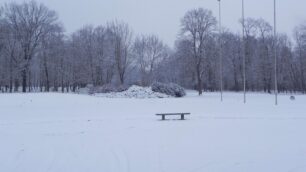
[1,0,306,47]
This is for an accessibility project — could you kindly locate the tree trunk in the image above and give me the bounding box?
[196,63,203,95]
[9,79,13,93]
[9,57,13,93]
[197,78,203,95]
[28,70,31,92]
[14,79,19,92]
[44,59,50,92]
[119,72,125,85]
[61,79,64,93]
[22,69,27,93]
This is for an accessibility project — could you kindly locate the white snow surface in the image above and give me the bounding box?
[93,85,170,98]
[0,91,306,172]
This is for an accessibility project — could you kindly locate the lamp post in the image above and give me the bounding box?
[274,0,278,105]
[242,0,246,103]
[218,0,223,102]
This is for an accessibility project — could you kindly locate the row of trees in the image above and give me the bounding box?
[0,1,169,93]
[169,12,306,94]
[0,1,306,94]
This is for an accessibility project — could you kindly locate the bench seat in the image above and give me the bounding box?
[156,113,190,120]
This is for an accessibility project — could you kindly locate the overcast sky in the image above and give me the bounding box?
[1,0,306,47]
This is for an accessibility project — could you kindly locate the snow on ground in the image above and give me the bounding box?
[0,92,306,172]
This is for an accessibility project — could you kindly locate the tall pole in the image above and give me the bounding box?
[242,0,246,103]
[274,0,278,105]
[218,0,223,102]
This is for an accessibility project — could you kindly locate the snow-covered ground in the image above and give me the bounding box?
[0,92,306,172]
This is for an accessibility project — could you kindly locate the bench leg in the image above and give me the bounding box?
[181,114,185,120]
[162,115,165,120]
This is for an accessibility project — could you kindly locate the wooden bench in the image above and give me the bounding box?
[156,113,191,120]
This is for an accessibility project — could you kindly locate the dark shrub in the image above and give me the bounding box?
[151,82,186,97]
[290,96,295,101]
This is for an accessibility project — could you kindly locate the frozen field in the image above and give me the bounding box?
[0,92,306,172]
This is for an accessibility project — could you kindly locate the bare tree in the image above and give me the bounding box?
[0,17,23,92]
[221,32,243,91]
[2,1,59,92]
[39,24,64,92]
[180,8,217,95]
[93,26,111,86]
[108,21,133,85]
[294,23,306,92]
[256,18,273,93]
[133,35,168,86]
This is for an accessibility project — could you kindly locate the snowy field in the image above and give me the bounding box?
[0,92,306,172]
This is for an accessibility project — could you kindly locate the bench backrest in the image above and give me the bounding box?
[156,113,190,116]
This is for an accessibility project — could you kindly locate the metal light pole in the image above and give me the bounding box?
[274,0,278,105]
[242,0,246,103]
[218,0,223,102]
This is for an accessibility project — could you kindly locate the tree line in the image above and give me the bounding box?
[0,1,306,94]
